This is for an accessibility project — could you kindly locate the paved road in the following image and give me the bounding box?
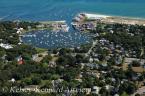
[133,86,145,96]
[85,40,98,57]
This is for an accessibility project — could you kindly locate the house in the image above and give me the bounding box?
[94,58,99,62]
[18,42,22,45]
[49,61,56,67]
[16,28,24,34]
[131,74,138,81]
[10,78,15,83]
[101,71,107,74]
[125,58,145,65]
[89,57,93,63]
[86,23,96,30]
[75,78,82,82]
[114,94,119,96]
[132,67,145,73]
[110,30,114,34]
[92,86,100,94]
[16,56,24,65]
[86,63,99,69]
[101,63,108,67]
[32,54,38,61]
[111,78,116,82]
[0,43,13,49]
[115,55,123,65]
[36,24,45,28]
[134,86,145,96]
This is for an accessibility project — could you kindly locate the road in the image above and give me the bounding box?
[85,40,98,57]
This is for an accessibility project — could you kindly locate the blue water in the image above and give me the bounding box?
[0,0,145,48]
[22,30,92,49]
[1,0,145,21]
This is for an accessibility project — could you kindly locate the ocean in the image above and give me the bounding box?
[1,0,145,21]
[0,0,145,48]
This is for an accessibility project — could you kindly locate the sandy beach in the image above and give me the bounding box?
[83,13,145,25]
[84,13,110,19]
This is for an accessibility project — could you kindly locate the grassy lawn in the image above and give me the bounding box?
[36,47,48,53]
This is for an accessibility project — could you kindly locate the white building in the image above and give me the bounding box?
[16,28,24,34]
[0,43,13,49]
[92,86,100,94]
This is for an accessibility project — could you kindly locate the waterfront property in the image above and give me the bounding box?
[72,13,145,32]
[40,21,69,32]
[1,17,145,96]
[72,13,98,32]
[0,43,13,49]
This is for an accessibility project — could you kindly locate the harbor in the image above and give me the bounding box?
[1,0,145,95]
[21,12,145,49]
[21,30,92,49]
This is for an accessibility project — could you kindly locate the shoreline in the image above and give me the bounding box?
[1,13,145,22]
[73,12,145,26]
[84,12,145,20]
[19,20,69,35]
[71,12,145,32]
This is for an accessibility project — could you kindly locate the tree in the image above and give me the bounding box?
[52,49,58,54]
[126,83,137,95]
[40,81,52,89]
[82,75,95,88]
[120,92,129,96]
[75,54,84,63]
[98,54,106,61]
[119,82,137,95]
[59,48,67,56]
[135,93,141,96]
[131,60,141,67]
[99,86,108,96]
[56,56,66,66]
[56,55,77,67]
[22,78,32,85]
[41,55,52,64]
[31,76,41,85]
[0,48,5,57]
[63,67,79,82]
